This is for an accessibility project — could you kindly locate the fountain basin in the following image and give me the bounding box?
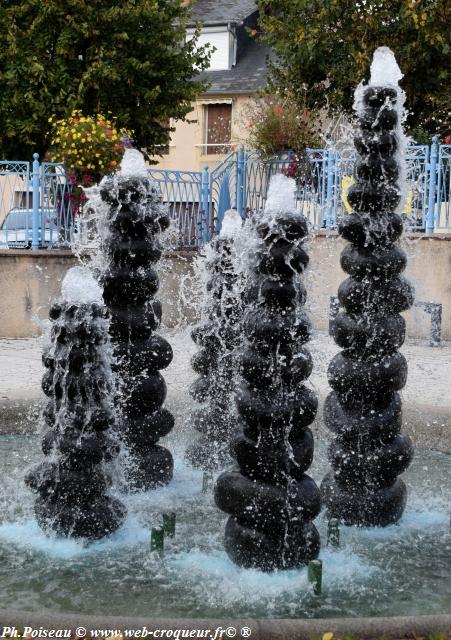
[0,431,449,621]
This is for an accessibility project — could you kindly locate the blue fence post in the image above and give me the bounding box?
[325,146,335,228]
[236,145,245,218]
[201,164,210,245]
[435,143,443,229]
[426,136,438,234]
[331,148,339,228]
[31,153,40,250]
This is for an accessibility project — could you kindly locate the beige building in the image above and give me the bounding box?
[153,0,270,172]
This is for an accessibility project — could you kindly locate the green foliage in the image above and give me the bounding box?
[244,96,322,158]
[0,0,211,161]
[256,0,450,137]
[409,125,436,145]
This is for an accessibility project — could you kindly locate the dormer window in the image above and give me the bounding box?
[187,26,236,71]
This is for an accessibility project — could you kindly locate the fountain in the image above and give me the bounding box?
[24,267,126,539]
[186,209,243,470]
[0,47,450,629]
[321,47,415,526]
[99,149,175,491]
[214,175,321,570]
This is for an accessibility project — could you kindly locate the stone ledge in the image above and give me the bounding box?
[0,249,74,257]
[1,230,450,261]
[315,229,451,240]
[0,610,450,639]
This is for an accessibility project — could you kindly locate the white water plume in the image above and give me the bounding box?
[265,174,297,215]
[120,148,149,179]
[61,266,103,304]
[219,209,242,240]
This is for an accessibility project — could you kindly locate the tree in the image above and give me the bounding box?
[256,0,450,138]
[0,0,210,160]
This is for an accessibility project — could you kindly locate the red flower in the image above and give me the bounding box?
[82,174,94,185]
[273,105,283,115]
[283,162,299,178]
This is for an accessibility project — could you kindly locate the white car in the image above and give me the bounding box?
[0,208,61,248]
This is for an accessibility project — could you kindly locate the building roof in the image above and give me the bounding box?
[199,40,271,95]
[188,0,257,26]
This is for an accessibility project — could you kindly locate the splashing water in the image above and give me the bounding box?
[0,434,449,618]
[61,266,103,304]
[219,209,242,240]
[369,46,404,87]
[120,148,149,179]
[185,206,244,470]
[264,173,297,214]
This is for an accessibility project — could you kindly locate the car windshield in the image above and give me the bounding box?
[1,211,32,230]
[1,209,57,230]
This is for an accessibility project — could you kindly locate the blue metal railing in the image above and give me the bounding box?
[436,142,451,230]
[0,142,449,250]
[147,167,204,248]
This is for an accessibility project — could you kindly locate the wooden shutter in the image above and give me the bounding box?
[205,104,232,154]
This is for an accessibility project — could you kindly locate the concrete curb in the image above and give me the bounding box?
[0,610,450,639]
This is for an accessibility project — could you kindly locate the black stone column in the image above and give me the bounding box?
[100,173,174,491]
[25,301,126,539]
[186,234,242,470]
[214,203,321,570]
[321,85,415,526]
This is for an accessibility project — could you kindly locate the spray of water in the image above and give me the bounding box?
[185,209,244,470]
[24,266,127,539]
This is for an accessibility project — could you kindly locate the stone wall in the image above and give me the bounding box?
[0,250,77,337]
[303,232,451,341]
[0,232,449,340]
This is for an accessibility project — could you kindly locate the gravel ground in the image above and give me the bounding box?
[0,328,449,410]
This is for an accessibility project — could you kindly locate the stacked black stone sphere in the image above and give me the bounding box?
[321,85,415,526]
[100,171,174,491]
[186,234,242,470]
[215,201,321,570]
[25,301,126,539]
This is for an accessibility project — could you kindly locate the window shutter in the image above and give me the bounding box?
[205,104,232,154]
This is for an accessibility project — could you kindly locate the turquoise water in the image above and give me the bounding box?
[0,432,450,619]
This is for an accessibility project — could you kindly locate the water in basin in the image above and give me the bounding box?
[0,431,449,619]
